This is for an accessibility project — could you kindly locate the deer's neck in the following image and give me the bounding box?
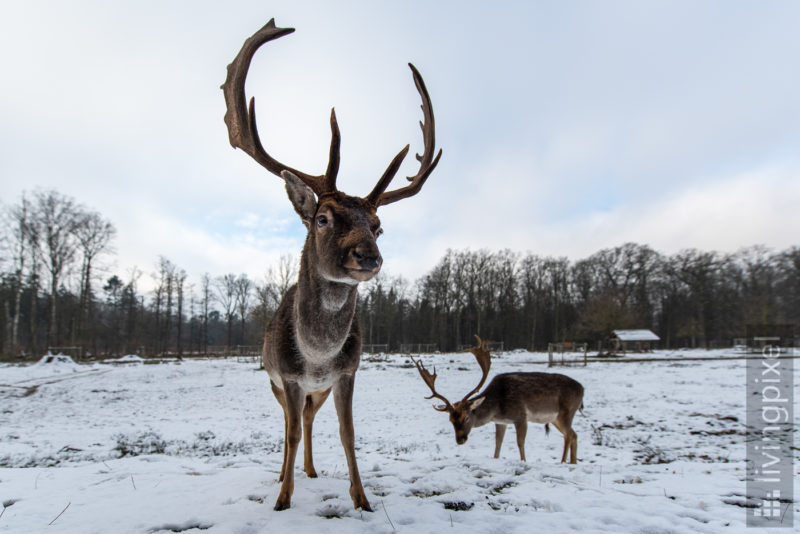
[469,396,497,428]
[293,253,358,363]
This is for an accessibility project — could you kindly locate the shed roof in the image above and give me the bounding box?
[613,329,660,341]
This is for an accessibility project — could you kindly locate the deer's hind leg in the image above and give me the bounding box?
[513,421,528,462]
[552,413,578,464]
[302,387,331,478]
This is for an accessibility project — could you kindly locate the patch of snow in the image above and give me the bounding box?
[33,353,79,370]
[117,354,145,363]
[0,351,796,533]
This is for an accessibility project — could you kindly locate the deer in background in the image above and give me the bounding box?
[222,19,442,511]
[412,336,584,464]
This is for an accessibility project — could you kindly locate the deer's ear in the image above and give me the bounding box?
[468,397,485,411]
[282,171,317,227]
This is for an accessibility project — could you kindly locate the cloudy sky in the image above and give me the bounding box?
[2,1,799,289]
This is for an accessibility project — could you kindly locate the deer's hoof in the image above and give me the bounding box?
[274,494,291,511]
[350,491,372,512]
[357,501,373,513]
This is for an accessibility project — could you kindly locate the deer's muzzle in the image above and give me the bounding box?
[346,240,382,276]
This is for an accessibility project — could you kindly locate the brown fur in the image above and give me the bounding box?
[435,371,584,464]
[262,189,376,511]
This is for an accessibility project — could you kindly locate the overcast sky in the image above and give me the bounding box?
[2,1,799,290]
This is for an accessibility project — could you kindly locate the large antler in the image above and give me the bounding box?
[460,335,492,402]
[365,64,443,207]
[411,356,452,412]
[221,19,340,196]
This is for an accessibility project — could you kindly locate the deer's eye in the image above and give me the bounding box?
[316,215,329,228]
[374,226,383,238]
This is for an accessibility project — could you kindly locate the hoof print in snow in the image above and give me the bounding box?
[317,503,349,519]
[512,464,531,476]
[148,521,212,533]
[407,487,449,498]
[442,500,474,511]
[477,478,517,494]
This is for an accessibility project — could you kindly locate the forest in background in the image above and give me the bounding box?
[1,190,798,358]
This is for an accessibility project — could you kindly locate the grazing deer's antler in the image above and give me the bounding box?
[365,64,443,207]
[221,19,340,196]
[411,356,452,412]
[460,335,492,403]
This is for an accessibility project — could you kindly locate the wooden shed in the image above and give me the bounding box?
[612,329,660,353]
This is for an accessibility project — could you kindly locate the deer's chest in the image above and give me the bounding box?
[268,334,352,393]
[297,363,338,392]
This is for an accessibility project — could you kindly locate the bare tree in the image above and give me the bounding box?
[124,266,142,353]
[4,193,35,355]
[665,249,721,348]
[200,273,212,354]
[174,269,188,356]
[214,273,237,349]
[253,255,298,336]
[152,257,177,354]
[234,274,253,346]
[776,247,800,326]
[275,254,298,299]
[74,210,116,350]
[31,190,82,347]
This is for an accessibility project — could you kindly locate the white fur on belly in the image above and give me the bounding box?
[526,408,558,425]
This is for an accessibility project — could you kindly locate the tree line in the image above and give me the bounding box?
[1,190,797,357]
[358,244,798,352]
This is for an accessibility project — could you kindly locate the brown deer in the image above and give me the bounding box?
[221,19,441,511]
[412,336,584,464]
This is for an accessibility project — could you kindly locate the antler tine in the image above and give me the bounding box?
[368,63,443,207]
[411,356,452,412]
[222,19,339,196]
[460,334,492,403]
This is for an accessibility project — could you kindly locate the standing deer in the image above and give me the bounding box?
[221,19,441,511]
[412,336,584,464]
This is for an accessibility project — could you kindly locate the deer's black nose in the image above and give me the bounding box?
[351,244,382,272]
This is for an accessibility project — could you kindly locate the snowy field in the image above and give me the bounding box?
[0,350,797,533]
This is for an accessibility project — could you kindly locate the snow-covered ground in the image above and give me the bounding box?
[0,350,797,533]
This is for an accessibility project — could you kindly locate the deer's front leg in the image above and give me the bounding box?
[333,373,372,512]
[493,424,506,459]
[302,388,331,478]
[269,381,289,482]
[274,381,304,511]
